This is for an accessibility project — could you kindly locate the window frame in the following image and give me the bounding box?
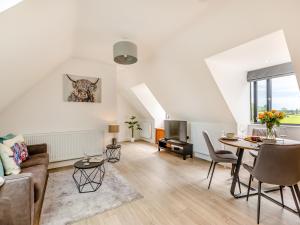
[250,76,300,126]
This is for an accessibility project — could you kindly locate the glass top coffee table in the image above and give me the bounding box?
[72,159,105,193]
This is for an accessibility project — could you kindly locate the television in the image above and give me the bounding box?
[164,120,187,143]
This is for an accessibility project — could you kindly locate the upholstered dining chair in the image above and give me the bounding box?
[243,144,300,224]
[202,131,241,191]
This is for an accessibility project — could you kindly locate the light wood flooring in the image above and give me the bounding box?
[73,141,299,225]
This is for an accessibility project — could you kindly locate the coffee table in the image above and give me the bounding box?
[72,159,105,193]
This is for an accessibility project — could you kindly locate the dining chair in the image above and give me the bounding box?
[202,131,241,191]
[243,144,300,224]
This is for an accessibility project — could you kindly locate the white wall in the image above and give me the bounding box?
[117,93,143,142]
[0,58,117,143]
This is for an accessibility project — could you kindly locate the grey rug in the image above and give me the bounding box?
[41,163,142,225]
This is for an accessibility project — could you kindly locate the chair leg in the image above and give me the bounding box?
[237,176,242,194]
[279,186,284,206]
[294,184,300,206]
[290,186,300,217]
[257,181,262,224]
[246,174,252,201]
[251,158,257,181]
[208,162,217,190]
[207,161,213,179]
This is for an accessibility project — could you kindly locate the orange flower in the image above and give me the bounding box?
[272,109,276,113]
[268,112,274,118]
[258,113,263,119]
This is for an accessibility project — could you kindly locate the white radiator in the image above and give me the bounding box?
[24,130,103,162]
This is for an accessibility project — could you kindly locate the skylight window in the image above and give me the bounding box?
[0,0,23,14]
[131,83,166,128]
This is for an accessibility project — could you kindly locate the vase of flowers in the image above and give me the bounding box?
[258,110,285,139]
[125,116,142,142]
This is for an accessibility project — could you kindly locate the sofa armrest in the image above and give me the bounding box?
[0,173,34,225]
[27,144,47,155]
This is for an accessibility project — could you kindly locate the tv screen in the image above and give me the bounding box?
[164,120,187,142]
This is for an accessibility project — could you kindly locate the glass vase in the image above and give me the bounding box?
[266,126,276,139]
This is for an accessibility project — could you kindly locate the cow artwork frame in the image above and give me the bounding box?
[63,74,102,103]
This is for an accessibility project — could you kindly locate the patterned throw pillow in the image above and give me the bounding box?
[3,135,29,165]
[11,143,29,165]
[0,143,20,175]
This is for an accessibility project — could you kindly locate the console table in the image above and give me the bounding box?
[158,139,193,160]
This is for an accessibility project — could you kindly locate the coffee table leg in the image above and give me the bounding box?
[231,147,244,197]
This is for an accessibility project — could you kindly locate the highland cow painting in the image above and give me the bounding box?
[63,74,102,103]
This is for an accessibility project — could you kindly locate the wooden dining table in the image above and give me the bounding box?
[219,138,300,199]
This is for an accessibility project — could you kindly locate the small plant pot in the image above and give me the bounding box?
[130,138,135,143]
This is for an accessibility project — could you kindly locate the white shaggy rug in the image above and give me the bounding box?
[41,163,142,225]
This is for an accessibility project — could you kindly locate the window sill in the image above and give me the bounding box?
[250,123,300,127]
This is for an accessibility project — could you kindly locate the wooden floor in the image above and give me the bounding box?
[73,141,299,225]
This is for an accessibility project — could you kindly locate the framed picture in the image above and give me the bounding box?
[63,74,102,103]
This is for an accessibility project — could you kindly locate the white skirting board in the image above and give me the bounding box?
[24,129,104,162]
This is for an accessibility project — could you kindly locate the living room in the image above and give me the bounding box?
[0,1,300,225]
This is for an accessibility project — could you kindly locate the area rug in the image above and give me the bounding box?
[41,163,142,225]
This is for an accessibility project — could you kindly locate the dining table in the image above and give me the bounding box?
[219,137,300,200]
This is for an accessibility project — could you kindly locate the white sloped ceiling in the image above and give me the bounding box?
[0,0,77,112]
[1,0,300,127]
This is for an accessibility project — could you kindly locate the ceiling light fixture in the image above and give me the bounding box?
[113,41,137,65]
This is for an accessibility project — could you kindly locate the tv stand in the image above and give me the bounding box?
[158,139,193,160]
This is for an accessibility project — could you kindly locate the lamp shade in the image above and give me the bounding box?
[113,41,137,65]
[108,124,119,133]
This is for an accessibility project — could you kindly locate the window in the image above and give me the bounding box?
[250,74,300,124]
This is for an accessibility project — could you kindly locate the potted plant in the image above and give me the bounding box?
[125,116,142,142]
[258,110,285,139]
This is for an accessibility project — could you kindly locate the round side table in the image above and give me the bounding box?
[105,144,121,163]
[72,159,105,193]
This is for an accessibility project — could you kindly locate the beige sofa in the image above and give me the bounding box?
[0,144,49,225]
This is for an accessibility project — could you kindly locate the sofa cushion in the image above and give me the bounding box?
[3,135,29,164]
[0,157,4,177]
[0,143,20,175]
[0,133,16,144]
[22,165,47,203]
[20,153,49,169]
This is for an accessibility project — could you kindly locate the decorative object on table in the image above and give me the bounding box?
[244,136,262,143]
[220,132,238,141]
[258,110,285,140]
[89,156,104,163]
[108,124,119,145]
[125,115,142,142]
[82,152,90,165]
[72,159,105,193]
[106,144,121,163]
[63,74,101,103]
[225,132,235,139]
[41,163,142,225]
[113,41,137,65]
